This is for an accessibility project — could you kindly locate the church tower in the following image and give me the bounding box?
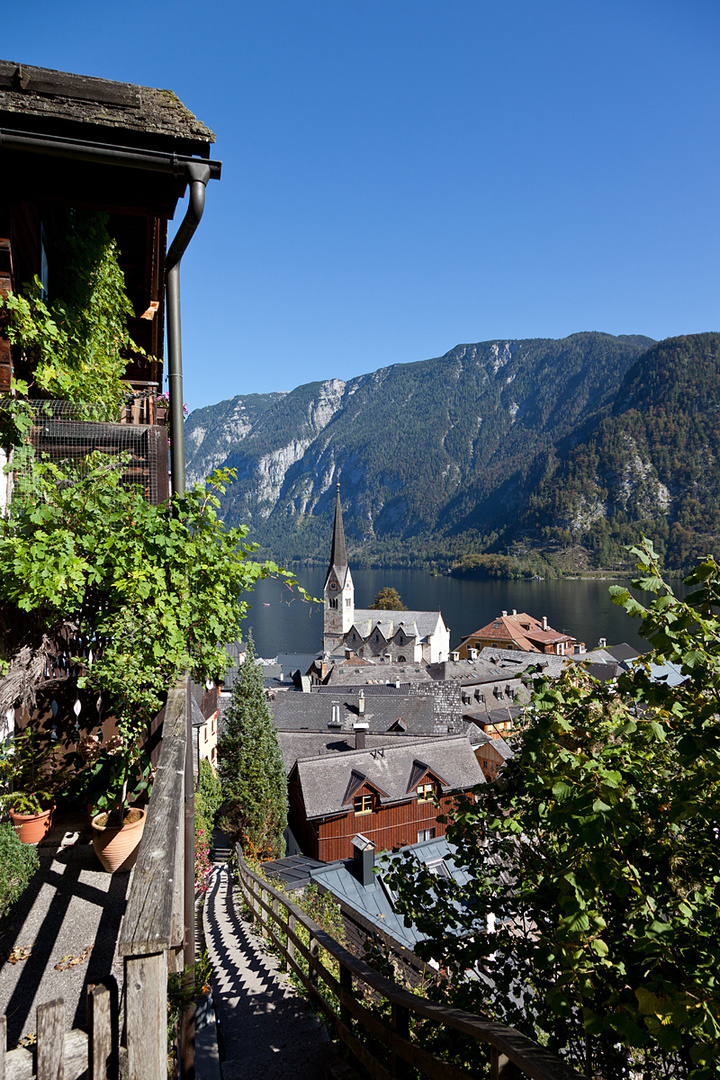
[323,483,355,654]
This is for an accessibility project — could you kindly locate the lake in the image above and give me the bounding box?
[242,566,671,659]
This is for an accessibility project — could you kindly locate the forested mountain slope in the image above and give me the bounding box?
[515,333,720,570]
[186,332,655,567]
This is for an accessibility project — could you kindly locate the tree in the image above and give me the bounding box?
[388,540,720,1080]
[369,587,407,611]
[218,632,287,859]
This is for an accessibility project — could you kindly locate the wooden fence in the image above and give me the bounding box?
[237,849,588,1080]
[0,678,189,1080]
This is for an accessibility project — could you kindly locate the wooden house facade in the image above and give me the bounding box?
[288,735,484,862]
[0,59,218,393]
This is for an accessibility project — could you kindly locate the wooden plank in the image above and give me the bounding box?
[37,1000,64,1080]
[125,954,166,1080]
[119,678,187,956]
[308,935,319,989]
[0,62,140,107]
[287,913,295,965]
[391,1003,411,1080]
[340,965,353,1032]
[87,985,113,1080]
[5,1033,88,1080]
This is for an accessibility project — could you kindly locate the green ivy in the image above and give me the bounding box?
[0,212,143,415]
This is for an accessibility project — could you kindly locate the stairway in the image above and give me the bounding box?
[203,864,334,1080]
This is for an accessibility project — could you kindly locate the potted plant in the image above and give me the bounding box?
[0,728,63,844]
[76,733,153,872]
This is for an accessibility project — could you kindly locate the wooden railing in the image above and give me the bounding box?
[237,850,587,1080]
[0,678,189,1080]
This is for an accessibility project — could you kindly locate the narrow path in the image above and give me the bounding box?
[203,864,334,1080]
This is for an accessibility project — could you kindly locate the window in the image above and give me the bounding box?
[329,598,338,609]
[417,783,434,802]
[417,828,435,842]
[345,598,352,607]
[354,794,373,815]
[425,858,450,878]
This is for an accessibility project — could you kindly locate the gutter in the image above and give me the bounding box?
[165,160,216,497]
[0,126,221,179]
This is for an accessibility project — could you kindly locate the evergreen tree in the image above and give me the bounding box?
[218,632,287,858]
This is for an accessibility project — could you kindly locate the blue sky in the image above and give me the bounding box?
[5,0,720,411]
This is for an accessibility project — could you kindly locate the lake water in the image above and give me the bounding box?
[242,567,671,659]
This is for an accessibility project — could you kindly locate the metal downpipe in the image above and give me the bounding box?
[166,160,212,497]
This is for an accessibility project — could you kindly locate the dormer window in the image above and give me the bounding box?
[354,794,373,815]
[417,782,434,802]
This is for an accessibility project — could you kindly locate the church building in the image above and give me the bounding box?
[323,486,450,665]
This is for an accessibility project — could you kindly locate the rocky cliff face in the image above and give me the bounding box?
[185,332,657,564]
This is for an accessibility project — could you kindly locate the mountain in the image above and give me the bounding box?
[515,332,720,570]
[186,331,657,568]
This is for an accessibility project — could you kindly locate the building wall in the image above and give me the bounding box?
[314,793,457,862]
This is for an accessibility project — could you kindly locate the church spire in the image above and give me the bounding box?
[329,482,347,570]
[323,481,354,653]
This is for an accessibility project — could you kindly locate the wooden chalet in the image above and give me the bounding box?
[457,609,585,658]
[0,60,220,502]
[288,734,484,862]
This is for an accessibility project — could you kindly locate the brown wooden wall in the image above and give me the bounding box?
[315,794,458,863]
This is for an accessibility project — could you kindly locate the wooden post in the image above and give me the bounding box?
[391,1001,410,1080]
[491,1048,522,1079]
[288,913,295,965]
[260,888,268,932]
[125,954,167,1080]
[308,935,319,989]
[37,999,64,1080]
[339,964,353,1032]
[87,985,113,1080]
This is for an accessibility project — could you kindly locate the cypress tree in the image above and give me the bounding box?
[218,631,287,859]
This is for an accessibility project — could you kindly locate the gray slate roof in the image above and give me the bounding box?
[351,609,445,642]
[278,731,425,775]
[427,657,530,684]
[292,734,484,819]
[325,660,431,685]
[0,60,215,145]
[310,837,473,951]
[272,689,464,737]
[475,647,570,679]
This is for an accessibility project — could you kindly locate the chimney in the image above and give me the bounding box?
[358,690,365,715]
[450,651,460,662]
[328,702,342,729]
[354,721,369,749]
[469,648,478,661]
[512,608,517,616]
[598,637,607,648]
[352,833,375,887]
[542,616,548,631]
[501,610,507,617]
[395,678,401,689]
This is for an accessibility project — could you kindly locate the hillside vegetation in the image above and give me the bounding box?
[183,331,720,573]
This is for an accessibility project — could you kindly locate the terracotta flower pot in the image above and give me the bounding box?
[91,808,146,872]
[10,806,55,845]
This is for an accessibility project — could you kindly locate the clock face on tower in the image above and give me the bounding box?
[329,582,338,591]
